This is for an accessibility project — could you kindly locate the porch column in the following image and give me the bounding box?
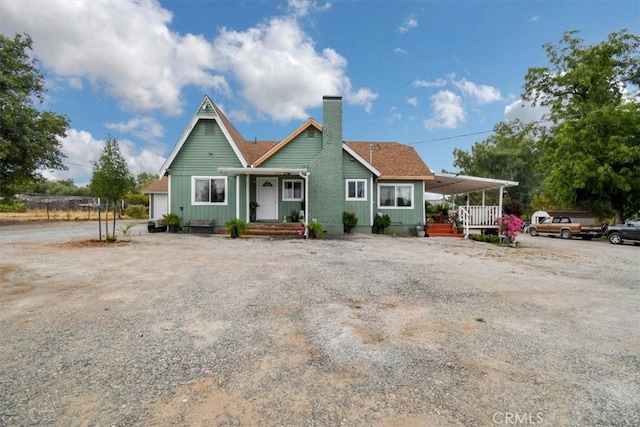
[236,176,240,219]
[245,175,250,222]
[300,171,309,224]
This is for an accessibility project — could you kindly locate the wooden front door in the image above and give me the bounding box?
[256,178,278,220]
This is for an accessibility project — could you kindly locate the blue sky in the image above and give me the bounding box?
[1,0,638,186]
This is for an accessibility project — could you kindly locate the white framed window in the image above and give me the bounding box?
[282,179,303,201]
[192,176,227,205]
[346,179,367,200]
[378,183,413,208]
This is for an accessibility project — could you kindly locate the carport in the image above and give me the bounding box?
[424,173,519,236]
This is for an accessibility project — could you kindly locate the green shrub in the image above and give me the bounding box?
[125,204,148,219]
[0,202,27,213]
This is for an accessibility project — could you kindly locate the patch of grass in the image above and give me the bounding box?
[475,317,486,323]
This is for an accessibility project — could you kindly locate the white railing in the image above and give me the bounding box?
[458,206,502,235]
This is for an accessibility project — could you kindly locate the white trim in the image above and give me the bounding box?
[425,172,519,195]
[282,179,303,201]
[160,96,247,175]
[245,175,250,222]
[219,167,308,176]
[191,176,229,206]
[378,182,414,209]
[345,179,367,201]
[236,176,240,219]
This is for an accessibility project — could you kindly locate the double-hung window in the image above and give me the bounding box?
[346,179,367,200]
[378,183,413,208]
[192,176,227,205]
[282,179,303,201]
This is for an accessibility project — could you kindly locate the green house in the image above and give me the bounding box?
[156,95,434,235]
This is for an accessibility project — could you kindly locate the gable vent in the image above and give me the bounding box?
[307,127,315,137]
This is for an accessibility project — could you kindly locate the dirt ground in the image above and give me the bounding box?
[1,220,639,426]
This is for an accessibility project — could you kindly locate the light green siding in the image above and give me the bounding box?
[166,119,244,229]
[261,127,322,168]
[343,151,373,228]
[374,180,425,234]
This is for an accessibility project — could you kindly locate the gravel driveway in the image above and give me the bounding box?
[1,221,639,426]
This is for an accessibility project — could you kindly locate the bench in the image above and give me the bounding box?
[183,219,215,234]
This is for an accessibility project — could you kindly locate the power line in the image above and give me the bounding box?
[406,118,554,146]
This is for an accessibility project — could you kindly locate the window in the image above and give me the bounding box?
[378,183,413,208]
[346,179,367,200]
[282,179,303,201]
[192,176,227,205]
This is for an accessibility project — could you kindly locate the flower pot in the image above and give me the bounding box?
[168,224,179,233]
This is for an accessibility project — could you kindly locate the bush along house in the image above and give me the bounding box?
[157,95,435,235]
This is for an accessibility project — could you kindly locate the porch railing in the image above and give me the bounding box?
[458,206,502,236]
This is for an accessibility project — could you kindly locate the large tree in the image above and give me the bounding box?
[90,136,135,240]
[453,120,545,208]
[0,33,69,199]
[523,29,640,222]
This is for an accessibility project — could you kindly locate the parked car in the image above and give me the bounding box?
[603,220,640,245]
[527,216,604,240]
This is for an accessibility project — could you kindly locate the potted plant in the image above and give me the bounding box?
[415,224,426,238]
[342,211,358,233]
[373,213,391,234]
[455,219,464,234]
[307,219,323,239]
[249,201,259,222]
[224,217,248,238]
[163,213,181,233]
[290,209,300,222]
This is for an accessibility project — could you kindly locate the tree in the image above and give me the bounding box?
[135,172,159,192]
[90,136,135,240]
[452,120,545,209]
[0,33,69,199]
[523,29,640,222]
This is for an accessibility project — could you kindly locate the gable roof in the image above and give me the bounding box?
[345,141,434,180]
[142,176,168,194]
[252,119,323,167]
[160,96,250,175]
[160,96,434,182]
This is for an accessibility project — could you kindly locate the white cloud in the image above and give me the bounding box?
[212,16,377,121]
[529,16,541,22]
[347,88,378,113]
[504,98,549,124]
[413,78,447,88]
[105,117,165,144]
[398,15,418,34]
[287,0,331,17]
[453,79,502,105]
[406,97,418,107]
[0,0,375,123]
[424,90,466,130]
[394,47,408,55]
[41,130,165,186]
[0,0,228,116]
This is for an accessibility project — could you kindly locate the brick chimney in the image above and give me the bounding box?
[308,96,344,233]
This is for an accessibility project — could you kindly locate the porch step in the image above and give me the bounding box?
[427,223,465,238]
[245,221,304,237]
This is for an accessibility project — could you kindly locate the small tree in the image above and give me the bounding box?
[90,136,134,240]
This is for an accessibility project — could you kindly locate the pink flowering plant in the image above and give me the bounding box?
[496,214,524,244]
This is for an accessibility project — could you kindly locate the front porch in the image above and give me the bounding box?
[425,173,519,238]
